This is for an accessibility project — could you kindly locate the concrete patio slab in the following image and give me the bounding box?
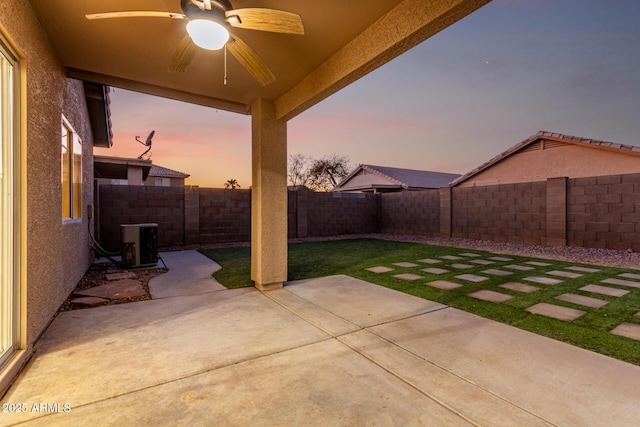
[481,269,513,276]
[523,276,563,285]
[366,266,393,273]
[504,264,535,271]
[75,279,146,300]
[421,267,449,275]
[567,266,601,273]
[580,284,629,297]
[393,262,419,268]
[546,270,583,279]
[610,323,640,340]
[455,274,489,283]
[425,280,463,290]
[417,258,442,264]
[602,278,640,289]
[499,282,540,293]
[555,293,608,308]
[469,259,494,265]
[450,263,473,269]
[526,302,586,321]
[392,273,423,281]
[468,290,513,303]
[149,250,226,298]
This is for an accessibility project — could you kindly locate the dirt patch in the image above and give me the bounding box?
[59,263,167,312]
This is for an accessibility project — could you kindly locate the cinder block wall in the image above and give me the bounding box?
[451,181,547,245]
[305,191,379,236]
[199,188,251,244]
[380,190,440,235]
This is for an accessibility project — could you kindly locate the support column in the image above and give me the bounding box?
[251,99,288,290]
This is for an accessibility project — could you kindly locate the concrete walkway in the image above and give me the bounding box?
[2,252,640,426]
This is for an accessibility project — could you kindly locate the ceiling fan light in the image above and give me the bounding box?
[186,19,229,50]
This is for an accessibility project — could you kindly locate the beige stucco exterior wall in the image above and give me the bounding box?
[457,144,640,187]
[0,2,94,347]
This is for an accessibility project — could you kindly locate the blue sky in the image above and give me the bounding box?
[94,0,640,188]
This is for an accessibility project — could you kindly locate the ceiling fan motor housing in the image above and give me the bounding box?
[181,0,232,20]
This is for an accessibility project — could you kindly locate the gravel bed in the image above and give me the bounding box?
[162,234,640,270]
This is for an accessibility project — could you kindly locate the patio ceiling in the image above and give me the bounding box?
[29,0,491,120]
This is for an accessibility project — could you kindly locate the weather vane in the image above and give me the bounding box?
[136,130,155,160]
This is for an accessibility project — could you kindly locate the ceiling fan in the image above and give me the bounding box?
[86,0,304,86]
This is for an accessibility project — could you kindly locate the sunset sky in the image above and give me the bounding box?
[93,0,640,188]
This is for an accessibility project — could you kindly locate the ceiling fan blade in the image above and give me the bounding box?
[168,35,198,73]
[86,11,187,20]
[226,35,276,86]
[225,8,304,35]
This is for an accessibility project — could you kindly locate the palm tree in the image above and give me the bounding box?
[224,179,241,189]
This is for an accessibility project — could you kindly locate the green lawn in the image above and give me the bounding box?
[200,239,640,365]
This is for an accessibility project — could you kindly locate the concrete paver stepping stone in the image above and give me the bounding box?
[526,303,586,321]
[579,284,629,297]
[499,282,540,293]
[417,258,442,264]
[392,273,423,281]
[610,323,640,341]
[566,266,601,273]
[504,264,535,271]
[619,273,640,281]
[440,255,463,260]
[459,253,482,257]
[455,274,489,283]
[366,266,393,274]
[425,280,463,290]
[76,279,146,300]
[450,263,473,269]
[546,270,583,279]
[481,269,513,276]
[555,293,608,309]
[393,262,419,268]
[468,290,513,303]
[601,278,640,289]
[523,276,563,285]
[469,259,494,265]
[489,257,513,262]
[524,261,552,267]
[421,268,449,275]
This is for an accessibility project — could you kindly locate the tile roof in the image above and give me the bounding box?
[336,164,461,190]
[148,164,190,179]
[450,131,640,187]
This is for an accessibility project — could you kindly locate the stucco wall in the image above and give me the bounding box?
[0,2,94,346]
[457,143,640,187]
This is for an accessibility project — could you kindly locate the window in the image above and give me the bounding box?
[155,177,170,187]
[61,117,82,219]
[110,179,128,186]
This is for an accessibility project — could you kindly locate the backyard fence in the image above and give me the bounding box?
[97,171,640,252]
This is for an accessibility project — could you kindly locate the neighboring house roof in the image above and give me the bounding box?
[84,82,113,148]
[94,155,152,180]
[335,164,461,192]
[149,164,190,179]
[450,131,640,187]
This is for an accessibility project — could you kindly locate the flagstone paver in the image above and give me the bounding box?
[393,262,419,268]
[499,282,540,293]
[450,263,473,269]
[481,269,513,276]
[424,280,463,290]
[421,268,449,275]
[523,276,563,285]
[392,273,423,281]
[555,293,609,309]
[526,303,586,321]
[524,261,552,267]
[455,274,489,283]
[76,279,146,300]
[619,273,640,281]
[70,297,109,307]
[566,266,601,273]
[610,323,640,341]
[468,290,513,303]
[601,278,640,289]
[469,259,494,265]
[546,270,583,279]
[489,257,513,262]
[459,253,482,257]
[504,264,535,271]
[417,258,442,264]
[440,255,463,260]
[579,284,629,297]
[366,266,394,274]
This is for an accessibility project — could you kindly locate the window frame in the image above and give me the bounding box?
[61,115,82,222]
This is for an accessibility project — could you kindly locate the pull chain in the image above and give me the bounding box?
[224,44,227,86]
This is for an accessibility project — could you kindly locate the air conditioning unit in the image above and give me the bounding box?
[120,223,158,268]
